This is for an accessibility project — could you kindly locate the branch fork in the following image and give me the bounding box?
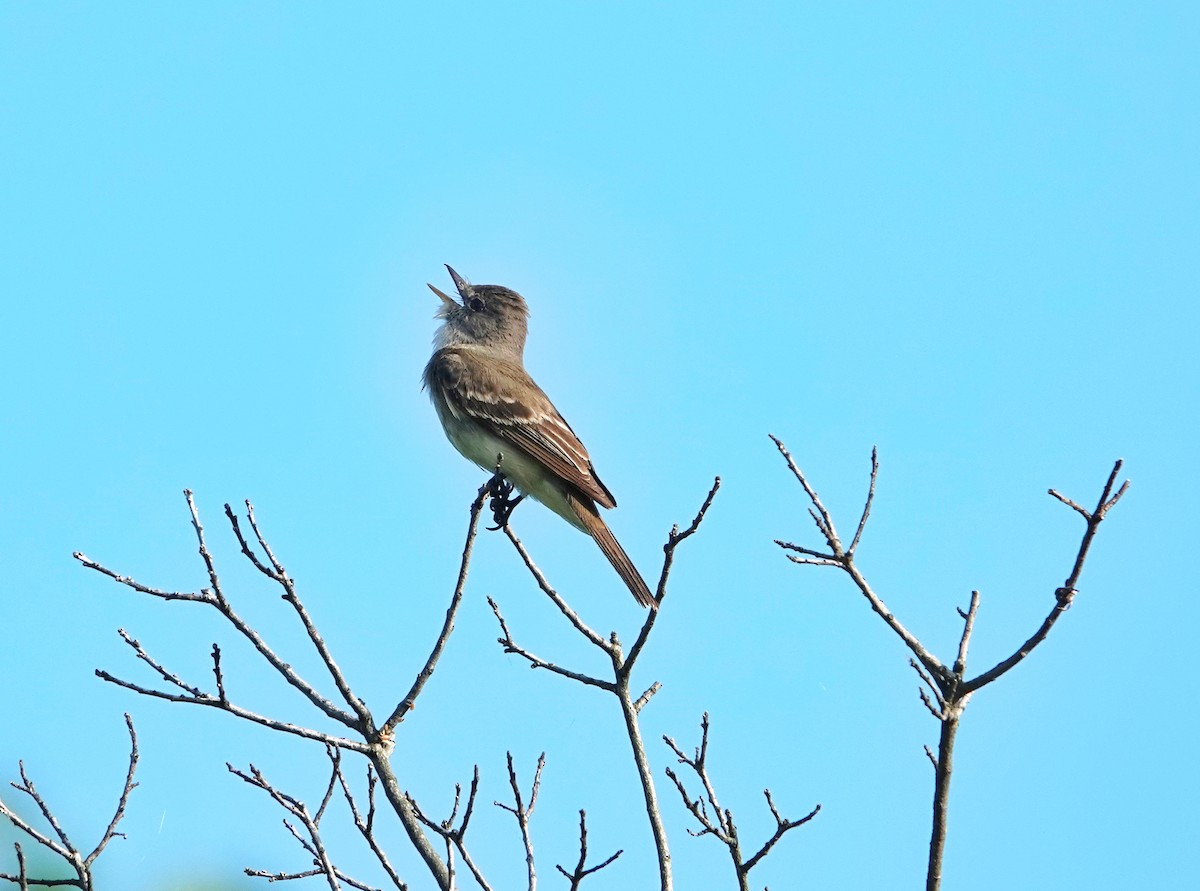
[771,437,1129,891]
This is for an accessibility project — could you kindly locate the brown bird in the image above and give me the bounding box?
[422,265,655,608]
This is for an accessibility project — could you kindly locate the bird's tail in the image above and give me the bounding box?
[565,491,657,609]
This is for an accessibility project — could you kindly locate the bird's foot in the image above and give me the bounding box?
[485,473,524,530]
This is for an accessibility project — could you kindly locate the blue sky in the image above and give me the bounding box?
[1,3,1196,889]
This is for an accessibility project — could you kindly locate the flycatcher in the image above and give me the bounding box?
[422,265,656,609]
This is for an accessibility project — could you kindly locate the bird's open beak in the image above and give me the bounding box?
[427,264,472,307]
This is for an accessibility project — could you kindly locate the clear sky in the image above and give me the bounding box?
[1,3,1195,889]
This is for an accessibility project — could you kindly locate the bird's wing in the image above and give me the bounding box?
[425,347,617,508]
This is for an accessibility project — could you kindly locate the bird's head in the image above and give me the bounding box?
[428,265,529,357]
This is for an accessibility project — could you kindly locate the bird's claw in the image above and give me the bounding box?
[485,473,524,530]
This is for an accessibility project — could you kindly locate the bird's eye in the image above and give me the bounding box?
[468,297,485,312]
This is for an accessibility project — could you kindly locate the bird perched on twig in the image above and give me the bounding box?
[422,265,655,608]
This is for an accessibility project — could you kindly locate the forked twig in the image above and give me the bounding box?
[555,810,623,890]
[493,752,545,891]
[488,476,722,891]
[772,441,1129,891]
[664,713,818,890]
[0,715,140,891]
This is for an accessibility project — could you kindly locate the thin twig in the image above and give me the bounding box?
[229,762,345,891]
[555,810,623,889]
[962,460,1129,694]
[80,495,358,730]
[770,440,952,686]
[225,499,373,730]
[94,664,368,754]
[487,598,615,692]
[665,714,817,889]
[382,485,491,737]
[488,478,721,891]
[500,526,610,650]
[0,716,141,891]
[84,714,139,868]
[847,447,879,556]
[406,768,493,891]
[494,752,545,891]
[774,449,1129,891]
[335,761,407,890]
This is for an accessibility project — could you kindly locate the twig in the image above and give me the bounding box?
[555,811,623,889]
[76,488,470,890]
[79,494,358,731]
[335,761,407,890]
[664,714,818,890]
[406,768,493,891]
[0,716,140,891]
[12,843,27,891]
[227,499,374,729]
[487,598,614,693]
[769,438,952,686]
[493,753,545,891]
[962,460,1129,694]
[94,659,368,754]
[490,478,721,891]
[773,446,1129,891]
[230,762,351,891]
[847,447,878,556]
[500,527,609,650]
[382,485,491,737]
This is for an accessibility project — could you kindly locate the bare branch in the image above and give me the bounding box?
[11,843,28,891]
[665,476,722,551]
[81,506,359,731]
[0,717,140,890]
[0,766,76,865]
[962,460,1129,694]
[487,478,723,891]
[665,714,817,887]
[72,551,208,602]
[494,753,545,891]
[405,768,493,891]
[633,682,662,714]
[229,762,345,891]
[770,437,840,552]
[773,540,834,561]
[555,810,623,890]
[382,486,490,736]
[501,526,610,651]
[93,662,368,754]
[741,791,819,874]
[953,592,981,677]
[625,477,721,673]
[84,714,139,867]
[847,447,879,556]
[211,644,228,704]
[771,441,952,687]
[335,761,407,890]
[782,554,845,568]
[910,659,945,710]
[487,598,614,692]
[116,628,206,697]
[224,500,372,729]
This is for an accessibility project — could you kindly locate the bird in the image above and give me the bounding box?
[422,265,656,608]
